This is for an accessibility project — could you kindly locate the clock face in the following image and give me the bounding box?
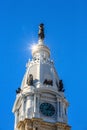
[40,103,55,116]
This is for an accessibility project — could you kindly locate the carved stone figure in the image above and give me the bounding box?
[27,74,33,86]
[58,80,65,92]
[38,23,45,39]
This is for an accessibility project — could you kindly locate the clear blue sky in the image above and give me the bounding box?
[0,0,87,130]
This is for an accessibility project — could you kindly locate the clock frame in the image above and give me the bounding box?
[40,103,55,117]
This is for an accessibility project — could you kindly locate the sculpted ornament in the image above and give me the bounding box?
[25,120,32,130]
[40,124,56,130]
[33,121,40,128]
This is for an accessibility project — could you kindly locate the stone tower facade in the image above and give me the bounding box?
[12,24,71,130]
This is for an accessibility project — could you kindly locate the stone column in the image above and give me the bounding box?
[25,97,28,118]
[34,94,36,113]
[61,101,64,118]
[26,96,33,118]
[60,100,62,118]
[56,97,59,122]
[33,93,40,118]
[21,97,25,120]
[56,97,63,122]
[64,104,68,123]
[62,102,65,119]
[37,94,40,118]
[14,111,18,130]
[33,94,37,117]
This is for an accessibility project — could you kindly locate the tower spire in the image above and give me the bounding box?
[12,24,71,130]
[38,23,45,44]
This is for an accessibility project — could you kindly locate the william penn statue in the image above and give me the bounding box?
[38,23,45,40]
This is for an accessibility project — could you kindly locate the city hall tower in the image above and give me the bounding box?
[12,24,71,130]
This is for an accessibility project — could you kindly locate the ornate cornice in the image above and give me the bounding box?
[17,118,71,130]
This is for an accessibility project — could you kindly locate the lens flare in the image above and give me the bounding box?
[29,43,37,51]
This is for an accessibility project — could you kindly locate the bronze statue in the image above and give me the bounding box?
[58,80,65,92]
[27,74,33,86]
[43,79,53,86]
[38,23,45,40]
[16,88,21,94]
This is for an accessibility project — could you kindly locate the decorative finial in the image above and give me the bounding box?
[38,23,45,40]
